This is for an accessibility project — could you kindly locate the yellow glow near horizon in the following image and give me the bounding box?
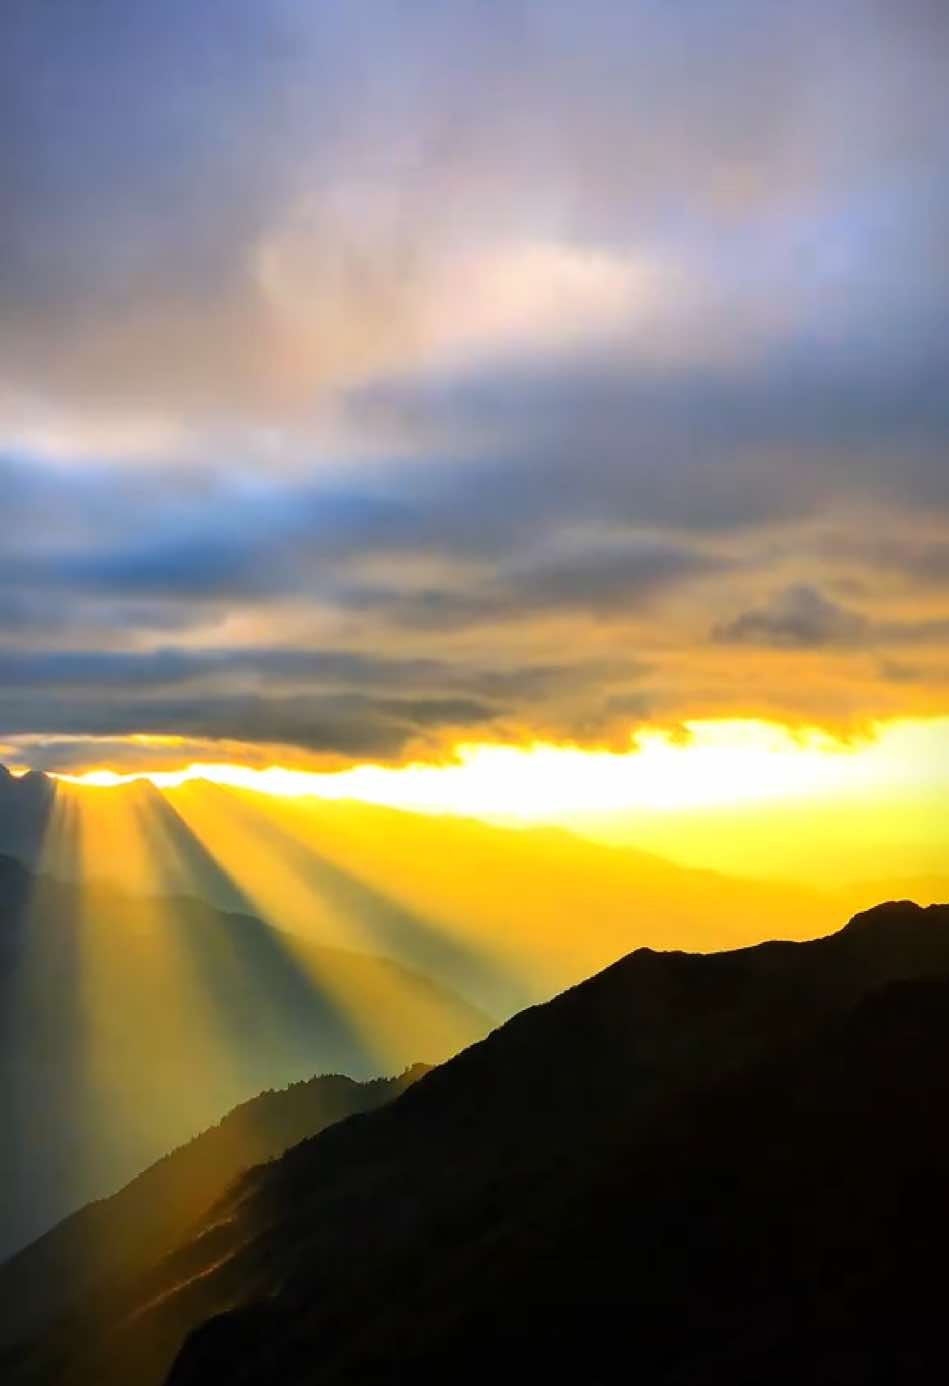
[51,716,949,819]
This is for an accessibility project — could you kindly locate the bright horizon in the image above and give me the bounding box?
[39,714,946,808]
[13,713,944,886]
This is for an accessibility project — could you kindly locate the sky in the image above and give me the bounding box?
[2,1,948,828]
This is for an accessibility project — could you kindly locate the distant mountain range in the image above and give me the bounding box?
[0,1063,428,1362]
[0,851,487,1255]
[5,767,941,1010]
[0,764,863,1016]
[4,898,949,1385]
[0,760,861,1258]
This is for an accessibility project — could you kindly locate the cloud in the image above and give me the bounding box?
[714,584,949,651]
[0,2,947,764]
[2,434,949,763]
[819,534,949,588]
[2,0,947,440]
[0,450,730,629]
[713,585,870,649]
[0,638,656,767]
[334,534,727,631]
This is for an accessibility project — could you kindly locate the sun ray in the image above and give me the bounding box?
[162,781,492,1062]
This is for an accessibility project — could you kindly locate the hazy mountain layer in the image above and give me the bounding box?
[6,899,949,1385]
[0,853,487,1255]
[0,768,849,1018]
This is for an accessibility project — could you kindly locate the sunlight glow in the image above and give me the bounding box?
[53,717,947,818]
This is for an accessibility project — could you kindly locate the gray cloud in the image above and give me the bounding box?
[335,534,727,630]
[2,0,947,432]
[713,585,869,649]
[819,534,949,588]
[0,638,654,765]
[1,2,947,760]
[714,584,949,651]
[0,451,730,634]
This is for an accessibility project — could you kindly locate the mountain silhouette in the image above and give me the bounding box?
[4,899,949,1385]
[0,1063,427,1358]
[0,767,54,868]
[0,853,488,1255]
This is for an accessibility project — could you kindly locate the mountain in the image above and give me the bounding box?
[0,766,55,868]
[0,766,848,1019]
[0,853,488,1256]
[0,1063,428,1357]
[5,899,949,1385]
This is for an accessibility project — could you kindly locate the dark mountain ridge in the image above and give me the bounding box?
[5,898,949,1385]
[0,1064,428,1354]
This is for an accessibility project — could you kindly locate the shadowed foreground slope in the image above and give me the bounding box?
[7,900,949,1385]
[0,1064,428,1358]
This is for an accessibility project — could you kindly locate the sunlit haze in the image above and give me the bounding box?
[49,717,942,809]
[41,715,948,885]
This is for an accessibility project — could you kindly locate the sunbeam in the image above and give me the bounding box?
[0,778,493,1262]
[162,781,499,1059]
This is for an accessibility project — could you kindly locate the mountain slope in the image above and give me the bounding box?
[7,899,949,1385]
[0,1064,427,1356]
[0,854,488,1255]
